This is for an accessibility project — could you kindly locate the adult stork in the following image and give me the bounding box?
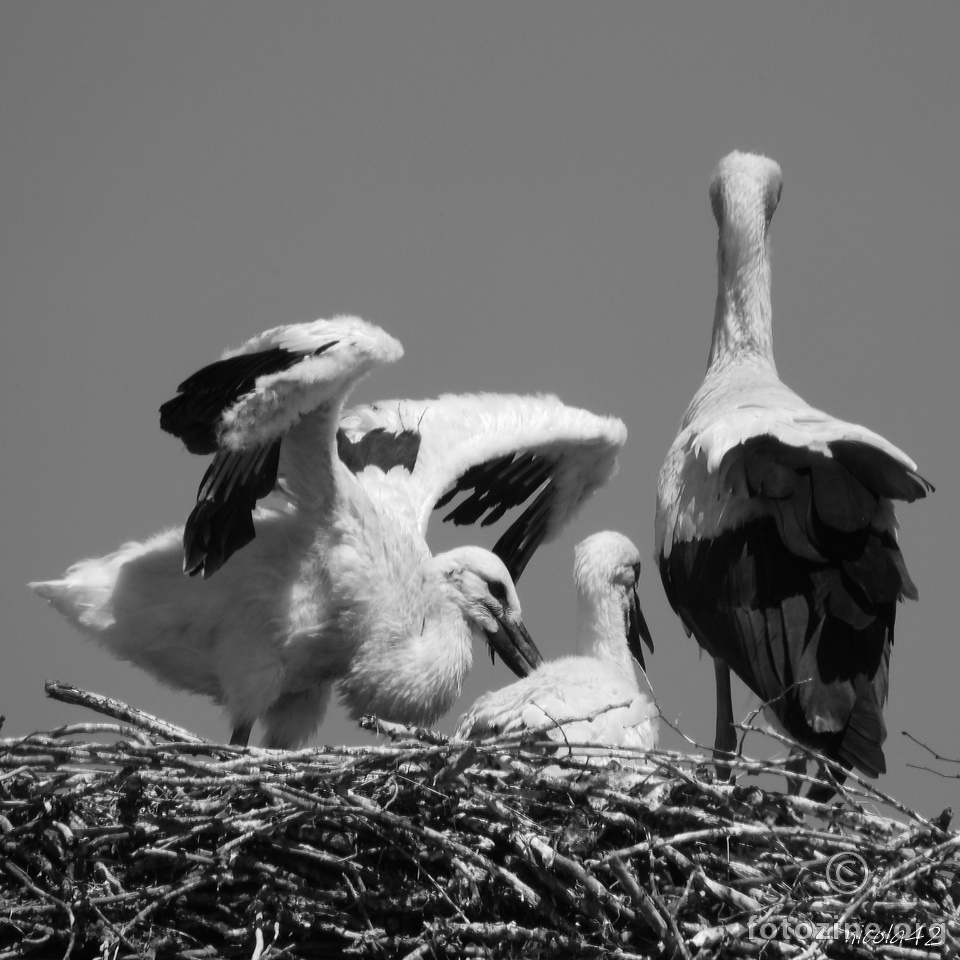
[32,316,628,749]
[455,531,658,752]
[656,152,931,792]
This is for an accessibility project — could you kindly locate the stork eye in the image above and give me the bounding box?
[488,580,508,604]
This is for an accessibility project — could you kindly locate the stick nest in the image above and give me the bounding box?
[1,693,958,959]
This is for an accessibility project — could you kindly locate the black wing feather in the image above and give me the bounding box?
[829,439,933,503]
[433,451,557,582]
[159,341,339,455]
[160,347,306,454]
[660,435,924,778]
[162,338,341,577]
[337,427,421,475]
[664,519,892,777]
[183,441,282,578]
[492,484,554,582]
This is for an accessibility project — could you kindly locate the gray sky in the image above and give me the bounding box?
[3,3,958,819]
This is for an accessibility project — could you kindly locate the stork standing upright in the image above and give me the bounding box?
[455,531,658,752]
[656,152,931,790]
[32,316,628,749]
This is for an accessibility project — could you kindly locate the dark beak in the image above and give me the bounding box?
[627,584,654,671]
[486,615,544,677]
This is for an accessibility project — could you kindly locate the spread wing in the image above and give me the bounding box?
[339,393,627,582]
[159,316,403,578]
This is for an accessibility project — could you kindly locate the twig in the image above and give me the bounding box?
[902,730,960,764]
[43,681,206,743]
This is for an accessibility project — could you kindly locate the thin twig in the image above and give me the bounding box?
[44,681,206,743]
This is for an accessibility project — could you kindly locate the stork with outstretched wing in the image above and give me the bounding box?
[32,316,626,749]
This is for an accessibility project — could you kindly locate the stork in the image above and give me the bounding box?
[655,153,931,793]
[32,316,628,749]
[455,531,658,753]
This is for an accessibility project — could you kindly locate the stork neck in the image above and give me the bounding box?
[338,566,474,727]
[707,225,777,373]
[576,591,635,677]
[281,404,343,516]
[411,596,475,709]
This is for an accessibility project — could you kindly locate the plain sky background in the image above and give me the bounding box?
[3,4,957,820]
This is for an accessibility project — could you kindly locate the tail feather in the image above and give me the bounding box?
[837,695,888,777]
[29,530,221,692]
[30,564,119,632]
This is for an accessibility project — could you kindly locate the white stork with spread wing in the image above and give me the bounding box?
[656,152,931,791]
[455,531,658,752]
[32,316,627,749]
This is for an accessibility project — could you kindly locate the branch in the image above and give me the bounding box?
[44,680,206,743]
[902,730,960,764]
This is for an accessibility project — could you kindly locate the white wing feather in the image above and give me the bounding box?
[216,317,403,451]
[455,656,658,749]
[342,393,627,567]
[687,371,919,474]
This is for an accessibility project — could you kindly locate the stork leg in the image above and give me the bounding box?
[785,751,844,804]
[713,659,737,782]
[230,720,253,747]
[805,762,845,805]
[261,687,331,750]
[785,748,806,795]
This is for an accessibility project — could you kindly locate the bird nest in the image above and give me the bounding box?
[1,685,958,959]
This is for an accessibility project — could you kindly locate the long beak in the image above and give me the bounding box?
[627,585,654,671]
[486,615,544,677]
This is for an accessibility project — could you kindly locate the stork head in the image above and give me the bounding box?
[436,546,544,677]
[709,151,782,237]
[574,531,654,670]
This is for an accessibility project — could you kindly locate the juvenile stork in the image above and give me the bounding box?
[32,316,628,749]
[656,153,931,790]
[455,531,659,752]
